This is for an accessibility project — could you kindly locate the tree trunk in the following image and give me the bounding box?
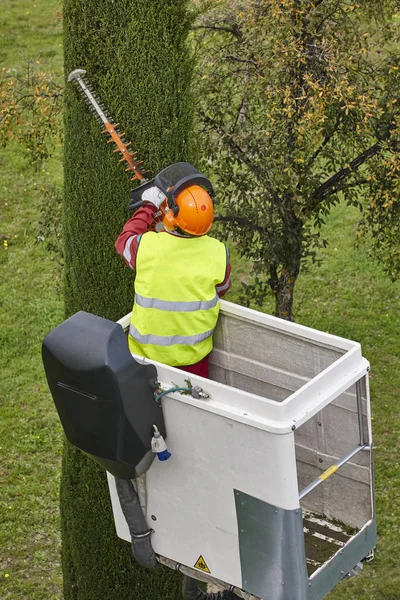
[274,265,298,321]
[62,0,195,598]
[270,209,302,321]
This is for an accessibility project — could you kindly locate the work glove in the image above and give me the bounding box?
[141,186,167,209]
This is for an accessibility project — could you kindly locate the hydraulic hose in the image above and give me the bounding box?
[154,386,192,404]
[115,477,159,570]
[182,575,241,600]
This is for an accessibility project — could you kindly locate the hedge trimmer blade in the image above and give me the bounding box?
[67,69,147,181]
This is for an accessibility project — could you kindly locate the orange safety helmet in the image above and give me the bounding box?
[163,185,215,236]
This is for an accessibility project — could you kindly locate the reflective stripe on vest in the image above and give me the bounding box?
[129,231,227,366]
[129,324,214,346]
[134,292,219,312]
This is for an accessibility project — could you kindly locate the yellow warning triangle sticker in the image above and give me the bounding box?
[194,555,211,574]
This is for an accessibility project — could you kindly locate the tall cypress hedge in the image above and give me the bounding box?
[62,1,194,598]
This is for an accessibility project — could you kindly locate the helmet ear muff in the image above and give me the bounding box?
[169,199,180,217]
[166,185,180,218]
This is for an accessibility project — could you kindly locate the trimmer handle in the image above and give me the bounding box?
[128,178,156,211]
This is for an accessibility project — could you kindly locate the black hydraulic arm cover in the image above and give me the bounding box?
[42,311,164,479]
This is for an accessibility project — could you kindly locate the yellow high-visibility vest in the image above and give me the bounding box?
[129,231,227,366]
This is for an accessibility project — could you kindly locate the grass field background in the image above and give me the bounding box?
[1,1,399,599]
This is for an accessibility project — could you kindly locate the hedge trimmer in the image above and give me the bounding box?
[67,69,147,183]
[67,69,208,222]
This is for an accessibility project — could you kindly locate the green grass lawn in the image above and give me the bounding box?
[1,2,64,598]
[1,1,399,599]
[0,143,64,599]
[294,205,400,599]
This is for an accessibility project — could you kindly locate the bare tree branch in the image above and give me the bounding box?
[214,214,266,235]
[315,3,342,33]
[193,24,242,40]
[312,102,400,204]
[199,110,280,203]
[311,141,381,202]
[224,55,258,67]
[232,96,248,134]
[306,114,342,169]
[337,179,370,190]
[310,0,328,10]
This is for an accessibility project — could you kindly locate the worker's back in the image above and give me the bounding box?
[129,231,227,366]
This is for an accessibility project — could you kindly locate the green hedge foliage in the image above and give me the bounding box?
[62,1,195,597]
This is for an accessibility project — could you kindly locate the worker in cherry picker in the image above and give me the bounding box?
[115,164,231,379]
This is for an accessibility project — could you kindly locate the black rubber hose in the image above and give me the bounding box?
[182,575,241,600]
[115,477,159,570]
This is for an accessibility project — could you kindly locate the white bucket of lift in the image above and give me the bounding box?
[108,300,376,600]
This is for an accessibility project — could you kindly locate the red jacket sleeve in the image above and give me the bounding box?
[216,247,232,298]
[115,205,156,270]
